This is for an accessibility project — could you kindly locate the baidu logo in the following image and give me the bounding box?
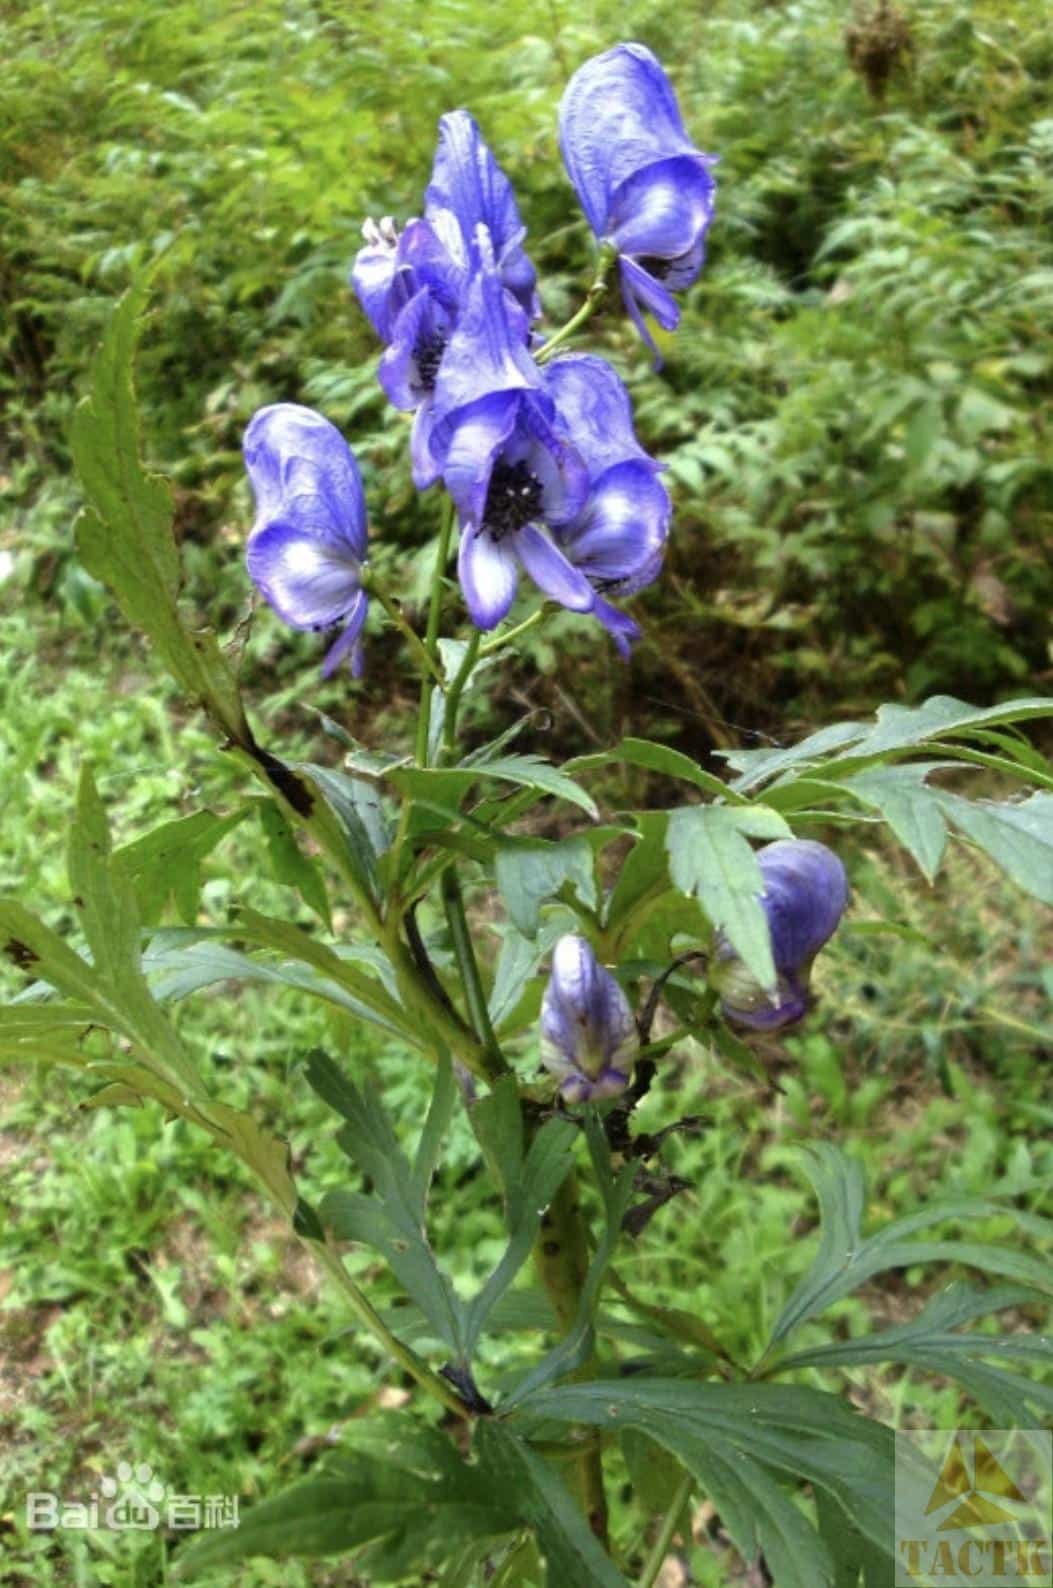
[26,1461,239,1534]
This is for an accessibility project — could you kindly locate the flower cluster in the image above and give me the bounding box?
[236,51,851,1103]
[539,840,848,1104]
[242,44,715,669]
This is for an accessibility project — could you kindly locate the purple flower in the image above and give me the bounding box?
[350,216,464,488]
[243,404,369,677]
[425,109,539,322]
[429,261,593,630]
[559,43,716,353]
[350,112,537,487]
[543,354,671,655]
[540,934,638,1103]
[715,840,849,1031]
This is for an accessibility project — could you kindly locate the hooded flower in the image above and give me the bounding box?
[425,108,539,321]
[715,840,849,1031]
[243,404,369,677]
[544,353,671,655]
[350,216,465,488]
[559,43,716,353]
[429,256,593,630]
[540,934,638,1103]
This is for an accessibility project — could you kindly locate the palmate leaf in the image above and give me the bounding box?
[174,1421,517,1580]
[473,1423,629,1588]
[115,807,251,926]
[771,1144,1053,1346]
[389,755,599,828]
[665,804,792,990]
[1,765,202,1095]
[722,695,1053,795]
[838,764,950,881]
[567,736,745,801]
[463,1088,577,1357]
[141,934,413,1042]
[0,1002,107,1069]
[71,274,250,747]
[815,1487,893,1588]
[254,798,331,926]
[505,1118,636,1406]
[765,1146,1053,1418]
[295,764,382,902]
[934,789,1053,906]
[494,835,597,938]
[512,1379,905,1588]
[488,917,568,1032]
[140,905,417,1049]
[308,1052,468,1358]
[776,1282,1053,1427]
[837,766,1053,900]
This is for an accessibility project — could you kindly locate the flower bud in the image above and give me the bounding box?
[713,839,849,1031]
[540,935,638,1103]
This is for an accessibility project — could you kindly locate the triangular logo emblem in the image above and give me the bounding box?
[925,1436,1030,1532]
[974,1437,1027,1503]
[925,1440,971,1514]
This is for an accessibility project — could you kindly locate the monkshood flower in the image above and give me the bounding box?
[350,216,464,488]
[540,934,638,1102]
[543,354,671,655]
[430,257,593,630]
[243,404,369,677]
[425,109,539,321]
[714,840,849,1031]
[559,43,716,351]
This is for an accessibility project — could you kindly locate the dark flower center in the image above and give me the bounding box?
[637,255,673,281]
[413,332,446,391]
[483,458,544,541]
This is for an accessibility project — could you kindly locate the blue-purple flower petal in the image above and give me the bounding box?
[243,404,368,673]
[246,522,362,632]
[607,154,715,263]
[559,460,670,591]
[320,588,368,679]
[591,597,642,659]
[516,525,594,612]
[426,109,538,318]
[351,216,460,353]
[559,43,716,352]
[432,265,536,432]
[458,524,519,629]
[540,934,637,1102]
[717,840,850,1031]
[438,388,522,530]
[543,354,655,479]
[559,44,704,228]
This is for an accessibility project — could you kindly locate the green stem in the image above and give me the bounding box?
[386,928,492,1080]
[441,627,481,763]
[416,498,457,766]
[533,1172,609,1545]
[364,574,444,684]
[536,244,617,366]
[313,1242,470,1420]
[234,748,384,938]
[637,1472,693,1588]
[441,867,505,1080]
[234,749,495,1082]
[479,606,547,657]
